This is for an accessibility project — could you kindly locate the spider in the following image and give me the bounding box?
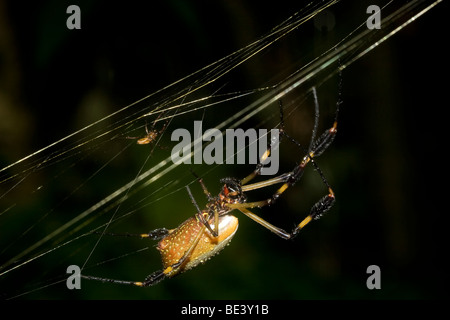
[81,86,340,287]
[127,112,169,145]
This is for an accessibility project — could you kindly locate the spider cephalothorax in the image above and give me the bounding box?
[219,177,247,205]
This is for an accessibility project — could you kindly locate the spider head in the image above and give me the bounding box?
[219,177,246,204]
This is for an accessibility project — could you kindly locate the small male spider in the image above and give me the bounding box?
[82,86,340,287]
[127,112,169,145]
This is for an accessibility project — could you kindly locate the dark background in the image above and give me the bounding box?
[0,0,448,300]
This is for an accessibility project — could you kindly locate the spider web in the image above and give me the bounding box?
[0,0,442,299]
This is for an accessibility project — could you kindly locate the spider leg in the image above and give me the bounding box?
[186,184,218,237]
[226,121,337,238]
[228,188,334,240]
[235,115,337,209]
[195,177,220,236]
[80,271,166,287]
[80,228,171,286]
[240,102,284,186]
[189,169,213,201]
[229,85,339,238]
[93,228,170,240]
[82,223,210,287]
[188,169,222,237]
[158,115,170,135]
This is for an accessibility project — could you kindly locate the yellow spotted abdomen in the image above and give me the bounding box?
[157,215,238,276]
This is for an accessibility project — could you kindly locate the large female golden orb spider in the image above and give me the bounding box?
[82,86,340,287]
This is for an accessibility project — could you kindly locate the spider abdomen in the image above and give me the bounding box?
[157,215,238,277]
